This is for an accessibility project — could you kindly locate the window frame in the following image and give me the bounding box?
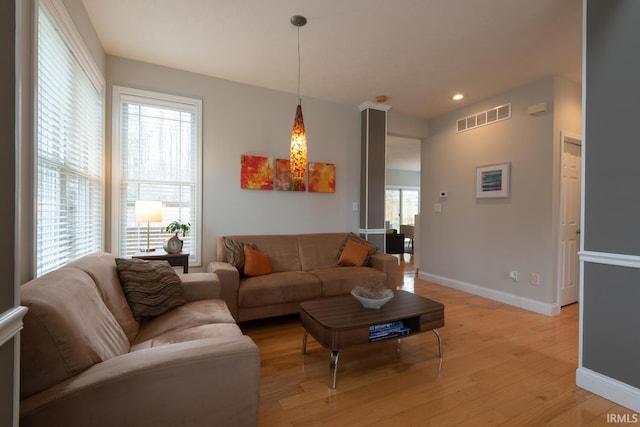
[33,0,106,277]
[385,185,420,230]
[111,85,203,266]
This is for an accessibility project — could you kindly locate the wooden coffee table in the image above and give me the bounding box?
[300,290,445,388]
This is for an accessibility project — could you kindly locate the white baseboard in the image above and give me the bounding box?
[418,271,560,316]
[577,367,640,413]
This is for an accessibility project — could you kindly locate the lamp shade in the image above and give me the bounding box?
[135,201,163,222]
[290,104,307,190]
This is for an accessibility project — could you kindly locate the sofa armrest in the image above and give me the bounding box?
[20,336,260,427]
[178,272,221,301]
[207,262,240,321]
[369,252,399,289]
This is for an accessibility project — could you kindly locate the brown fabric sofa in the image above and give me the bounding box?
[19,252,260,427]
[208,233,399,322]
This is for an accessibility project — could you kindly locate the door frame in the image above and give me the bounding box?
[556,130,583,307]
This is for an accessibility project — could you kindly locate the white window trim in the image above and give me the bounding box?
[111,85,203,266]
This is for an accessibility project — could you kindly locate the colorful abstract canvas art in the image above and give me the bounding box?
[275,159,292,191]
[240,155,274,190]
[308,162,336,193]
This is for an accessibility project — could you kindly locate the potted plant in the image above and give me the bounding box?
[162,220,191,254]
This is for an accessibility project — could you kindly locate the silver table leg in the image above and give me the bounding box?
[329,350,340,389]
[433,329,442,357]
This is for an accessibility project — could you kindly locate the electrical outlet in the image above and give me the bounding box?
[509,271,518,281]
[530,273,540,285]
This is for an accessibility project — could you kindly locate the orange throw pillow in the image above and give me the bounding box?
[337,239,372,267]
[243,245,272,276]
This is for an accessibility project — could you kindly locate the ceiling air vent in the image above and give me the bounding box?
[456,103,511,133]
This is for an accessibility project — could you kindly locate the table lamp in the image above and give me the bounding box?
[135,200,163,252]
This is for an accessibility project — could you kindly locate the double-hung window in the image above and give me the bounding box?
[36,0,105,276]
[112,87,202,265]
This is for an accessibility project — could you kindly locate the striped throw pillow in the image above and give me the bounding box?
[222,237,256,274]
[116,258,187,321]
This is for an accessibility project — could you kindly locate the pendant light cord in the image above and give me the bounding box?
[297,25,301,105]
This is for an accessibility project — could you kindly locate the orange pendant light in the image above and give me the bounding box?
[290,15,307,191]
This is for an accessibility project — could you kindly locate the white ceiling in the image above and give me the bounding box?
[81,1,581,172]
[81,0,582,121]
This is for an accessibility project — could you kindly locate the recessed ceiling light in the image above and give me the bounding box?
[452,93,464,101]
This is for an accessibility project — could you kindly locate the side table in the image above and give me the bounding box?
[132,249,190,273]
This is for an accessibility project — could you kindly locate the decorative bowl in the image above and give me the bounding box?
[351,286,394,309]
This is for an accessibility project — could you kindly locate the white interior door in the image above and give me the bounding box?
[559,137,582,306]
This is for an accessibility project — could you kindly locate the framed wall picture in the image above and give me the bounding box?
[476,162,510,198]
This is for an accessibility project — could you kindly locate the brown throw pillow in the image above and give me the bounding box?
[243,245,272,276]
[337,239,373,266]
[336,233,378,266]
[115,258,187,321]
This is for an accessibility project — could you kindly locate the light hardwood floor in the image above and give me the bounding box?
[241,254,636,426]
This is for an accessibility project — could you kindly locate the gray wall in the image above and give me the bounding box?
[1,0,16,424]
[1,0,16,315]
[107,56,364,269]
[581,0,640,392]
[584,1,640,255]
[582,264,640,388]
[420,76,580,312]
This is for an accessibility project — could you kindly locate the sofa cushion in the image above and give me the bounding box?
[66,252,140,343]
[116,258,188,321]
[20,268,130,399]
[179,272,222,301]
[297,233,348,271]
[130,323,244,350]
[243,245,272,276]
[239,271,321,308]
[133,299,236,344]
[310,267,388,297]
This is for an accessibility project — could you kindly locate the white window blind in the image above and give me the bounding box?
[113,87,202,264]
[36,1,104,276]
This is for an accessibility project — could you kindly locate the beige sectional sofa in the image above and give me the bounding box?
[19,252,260,427]
[208,232,399,322]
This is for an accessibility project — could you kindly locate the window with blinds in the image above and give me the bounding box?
[36,1,104,276]
[112,87,202,265]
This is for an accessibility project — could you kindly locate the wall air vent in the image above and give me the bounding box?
[456,103,511,133]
